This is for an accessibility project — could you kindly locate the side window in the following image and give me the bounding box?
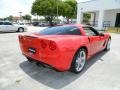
[83,27,97,36]
[64,27,81,35]
[4,22,12,25]
[0,22,3,25]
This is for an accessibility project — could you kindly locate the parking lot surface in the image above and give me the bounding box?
[0,27,120,90]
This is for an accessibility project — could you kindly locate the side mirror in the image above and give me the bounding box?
[99,33,104,36]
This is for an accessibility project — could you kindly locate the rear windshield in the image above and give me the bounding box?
[38,26,81,35]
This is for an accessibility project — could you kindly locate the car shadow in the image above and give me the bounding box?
[20,51,108,89]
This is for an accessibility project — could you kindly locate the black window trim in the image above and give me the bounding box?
[83,26,100,36]
[3,22,12,25]
[0,22,4,25]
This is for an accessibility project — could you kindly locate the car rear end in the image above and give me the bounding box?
[18,34,69,71]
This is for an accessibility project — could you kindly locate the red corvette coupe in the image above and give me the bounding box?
[18,24,111,73]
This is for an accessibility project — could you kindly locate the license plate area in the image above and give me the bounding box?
[28,47,36,54]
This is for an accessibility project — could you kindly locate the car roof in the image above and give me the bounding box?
[63,24,90,28]
[0,21,11,23]
[76,24,90,27]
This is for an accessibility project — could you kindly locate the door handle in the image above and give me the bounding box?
[88,37,90,42]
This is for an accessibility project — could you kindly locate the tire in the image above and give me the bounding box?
[18,28,24,32]
[70,48,87,74]
[104,38,111,51]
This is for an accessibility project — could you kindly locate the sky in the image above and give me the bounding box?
[0,0,90,18]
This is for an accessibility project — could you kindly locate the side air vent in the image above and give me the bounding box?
[103,40,106,46]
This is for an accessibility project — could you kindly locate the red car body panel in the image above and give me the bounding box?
[18,24,110,71]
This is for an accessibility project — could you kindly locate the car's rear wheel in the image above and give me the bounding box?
[105,38,111,51]
[18,28,24,32]
[70,48,86,74]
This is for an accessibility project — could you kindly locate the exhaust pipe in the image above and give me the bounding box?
[36,62,46,68]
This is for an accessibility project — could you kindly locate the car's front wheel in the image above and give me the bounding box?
[70,48,86,74]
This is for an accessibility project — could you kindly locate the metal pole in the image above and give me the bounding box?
[19,12,22,22]
[19,12,22,17]
[57,0,58,21]
[37,15,38,21]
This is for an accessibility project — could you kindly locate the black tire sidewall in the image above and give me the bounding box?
[105,38,111,51]
[70,48,87,74]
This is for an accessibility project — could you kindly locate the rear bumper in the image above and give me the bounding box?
[24,54,60,71]
[23,52,70,71]
[24,27,27,32]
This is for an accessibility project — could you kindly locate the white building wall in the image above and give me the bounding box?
[77,0,120,12]
[104,9,120,27]
[77,0,120,29]
[89,12,99,26]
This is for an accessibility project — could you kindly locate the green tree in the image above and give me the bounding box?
[31,0,77,25]
[0,18,4,20]
[31,0,64,25]
[83,13,91,23]
[22,14,32,21]
[4,15,13,21]
[63,0,77,23]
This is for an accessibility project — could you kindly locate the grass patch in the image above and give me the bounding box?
[105,27,120,33]
[15,79,21,84]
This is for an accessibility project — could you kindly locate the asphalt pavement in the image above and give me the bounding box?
[0,27,120,90]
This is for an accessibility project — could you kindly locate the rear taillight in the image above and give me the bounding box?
[49,41,56,50]
[41,40,47,48]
